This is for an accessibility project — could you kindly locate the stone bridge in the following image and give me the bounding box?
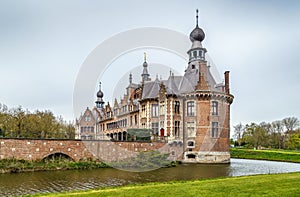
[0,138,183,162]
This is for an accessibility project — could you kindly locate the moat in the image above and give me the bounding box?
[1,159,300,196]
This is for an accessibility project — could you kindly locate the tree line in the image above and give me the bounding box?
[0,103,75,139]
[233,117,300,150]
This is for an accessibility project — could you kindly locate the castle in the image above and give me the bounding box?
[75,10,234,163]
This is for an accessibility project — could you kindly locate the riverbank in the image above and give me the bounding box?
[0,152,176,173]
[230,148,300,163]
[31,172,300,196]
[0,158,109,173]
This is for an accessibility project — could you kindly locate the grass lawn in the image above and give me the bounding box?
[31,172,300,197]
[230,148,300,163]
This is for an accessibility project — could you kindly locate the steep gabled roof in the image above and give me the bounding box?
[141,79,161,99]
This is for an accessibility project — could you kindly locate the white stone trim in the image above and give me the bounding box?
[183,151,230,163]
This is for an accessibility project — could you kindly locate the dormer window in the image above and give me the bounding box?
[191,65,195,69]
[85,116,91,122]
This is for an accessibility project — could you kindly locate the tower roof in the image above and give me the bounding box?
[96,82,104,98]
[190,9,205,42]
[141,52,150,82]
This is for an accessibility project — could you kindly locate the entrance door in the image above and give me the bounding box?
[160,128,164,136]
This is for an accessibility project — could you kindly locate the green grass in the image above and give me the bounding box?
[29,172,300,197]
[230,148,300,163]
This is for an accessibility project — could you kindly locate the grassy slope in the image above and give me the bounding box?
[33,172,300,197]
[230,148,300,163]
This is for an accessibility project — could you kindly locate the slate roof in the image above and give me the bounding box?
[141,67,224,99]
[142,79,161,99]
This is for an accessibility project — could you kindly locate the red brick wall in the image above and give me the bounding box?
[0,139,177,162]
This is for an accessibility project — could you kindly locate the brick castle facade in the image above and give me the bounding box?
[75,10,234,163]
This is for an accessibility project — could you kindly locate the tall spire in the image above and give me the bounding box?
[129,73,132,84]
[196,9,199,27]
[141,52,150,83]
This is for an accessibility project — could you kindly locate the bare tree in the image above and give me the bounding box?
[233,123,244,145]
[283,117,299,132]
[270,120,284,149]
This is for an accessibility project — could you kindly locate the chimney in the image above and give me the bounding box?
[224,71,230,94]
[196,61,209,90]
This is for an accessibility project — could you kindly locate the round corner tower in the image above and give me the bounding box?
[182,9,234,163]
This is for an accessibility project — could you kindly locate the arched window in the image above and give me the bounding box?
[174,101,180,114]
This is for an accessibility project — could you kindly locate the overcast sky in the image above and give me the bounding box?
[1,0,300,127]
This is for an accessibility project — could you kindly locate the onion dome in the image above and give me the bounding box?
[97,89,103,98]
[190,9,205,42]
[190,26,205,42]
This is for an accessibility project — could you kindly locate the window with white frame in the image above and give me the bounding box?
[174,101,180,114]
[212,101,218,115]
[113,108,118,116]
[187,101,195,116]
[187,140,195,148]
[160,103,165,115]
[141,105,146,117]
[134,114,138,125]
[160,121,164,128]
[85,115,91,122]
[187,122,196,137]
[212,122,219,138]
[174,121,180,137]
[152,104,159,117]
[152,122,159,135]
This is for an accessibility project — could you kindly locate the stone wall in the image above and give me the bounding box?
[0,139,93,161]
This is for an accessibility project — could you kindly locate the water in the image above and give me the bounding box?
[1,159,300,196]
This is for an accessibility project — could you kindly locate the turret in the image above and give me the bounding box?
[95,82,105,109]
[186,9,207,69]
[141,52,150,83]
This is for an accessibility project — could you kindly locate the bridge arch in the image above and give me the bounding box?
[42,152,75,161]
